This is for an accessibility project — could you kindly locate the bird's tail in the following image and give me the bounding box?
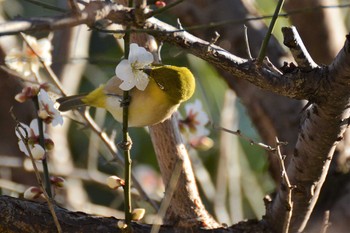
[56,94,87,112]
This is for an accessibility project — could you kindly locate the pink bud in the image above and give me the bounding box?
[155,1,166,8]
[50,176,65,188]
[23,186,43,200]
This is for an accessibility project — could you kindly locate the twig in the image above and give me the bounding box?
[215,125,282,152]
[257,0,285,63]
[121,3,133,228]
[32,95,53,198]
[275,137,293,233]
[1,3,349,37]
[150,159,182,233]
[11,112,62,233]
[282,26,318,71]
[244,25,252,59]
[320,210,331,233]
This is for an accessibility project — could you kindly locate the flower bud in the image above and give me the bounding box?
[44,138,55,151]
[155,1,166,8]
[106,176,125,190]
[14,86,39,103]
[190,136,214,151]
[24,186,43,200]
[117,220,127,229]
[131,208,145,221]
[50,176,65,188]
[31,144,45,160]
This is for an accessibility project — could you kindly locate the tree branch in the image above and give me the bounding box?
[149,116,220,228]
[266,34,350,232]
[0,195,270,233]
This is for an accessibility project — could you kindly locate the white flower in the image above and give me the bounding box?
[15,119,53,159]
[38,89,63,126]
[115,43,154,91]
[179,99,210,142]
[5,35,52,77]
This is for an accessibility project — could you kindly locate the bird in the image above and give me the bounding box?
[56,65,196,127]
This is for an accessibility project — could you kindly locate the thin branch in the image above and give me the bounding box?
[320,210,331,233]
[1,2,349,36]
[215,125,283,152]
[282,26,318,70]
[244,25,252,59]
[32,95,53,198]
[12,113,62,233]
[275,137,293,233]
[121,14,133,228]
[151,159,182,233]
[257,0,285,63]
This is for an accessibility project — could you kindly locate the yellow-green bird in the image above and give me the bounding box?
[57,65,195,127]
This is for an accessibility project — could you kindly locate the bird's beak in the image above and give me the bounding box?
[141,67,152,75]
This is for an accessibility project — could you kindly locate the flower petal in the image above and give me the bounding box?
[134,71,150,91]
[38,89,63,126]
[128,43,153,66]
[18,141,30,156]
[115,59,133,81]
[31,144,45,160]
[119,79,136,91]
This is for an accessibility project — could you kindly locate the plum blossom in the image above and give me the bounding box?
[23,186,43,200]
[50,176,66,188]
[178,99,213,150]
[38,89,63,126]
[179,99,210,139]
[14,86,40,103]
[5,35,52,78]
[15,119,54,160]
[115,43,154,91]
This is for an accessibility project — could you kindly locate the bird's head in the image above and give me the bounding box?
[145,65,196,104]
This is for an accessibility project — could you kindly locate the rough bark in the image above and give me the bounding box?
[0,195,270,233]
[149,116,220,228]
[265,34,350,232]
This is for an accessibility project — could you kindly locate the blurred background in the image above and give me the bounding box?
[0,0,349,231]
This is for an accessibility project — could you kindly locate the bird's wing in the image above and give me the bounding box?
[56,94,87,111]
